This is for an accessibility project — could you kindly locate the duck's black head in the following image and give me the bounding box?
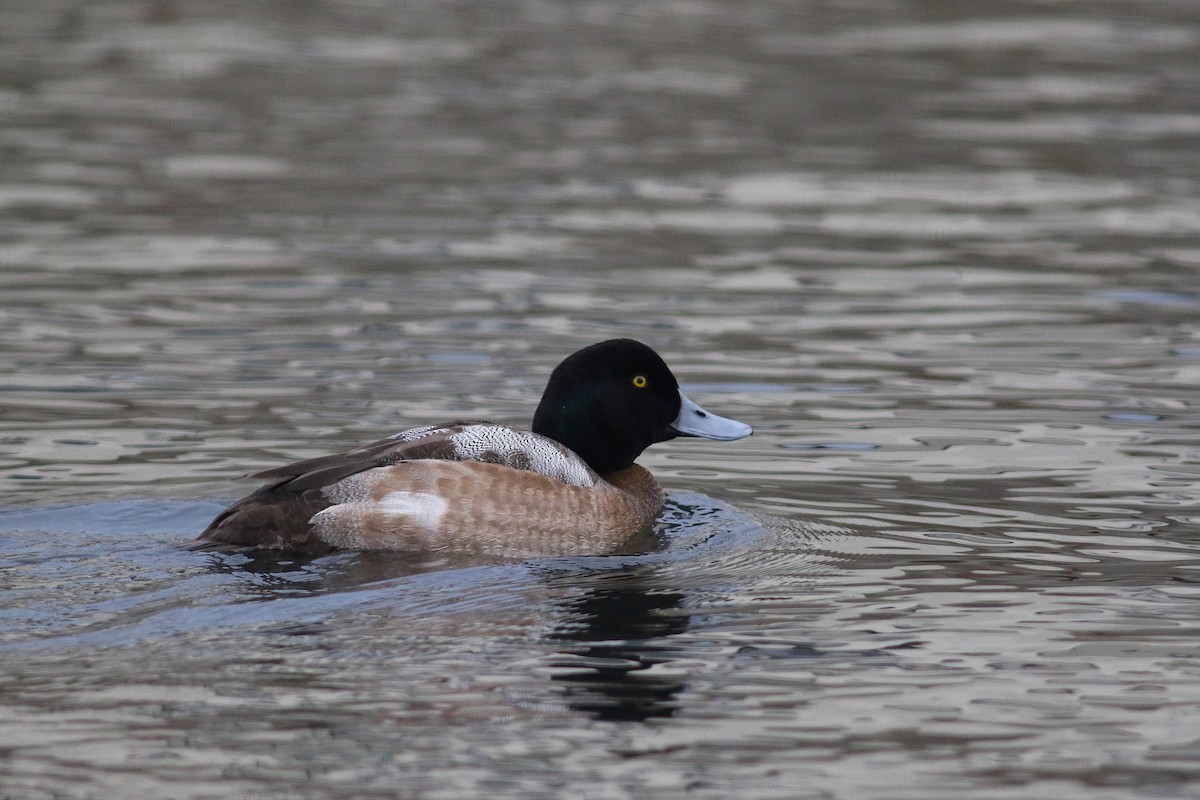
[532,339,751,475]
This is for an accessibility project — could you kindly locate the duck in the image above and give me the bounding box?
[195,338,752,557]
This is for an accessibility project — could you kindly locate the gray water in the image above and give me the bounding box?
[3,1,1200,798]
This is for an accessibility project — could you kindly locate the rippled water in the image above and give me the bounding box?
[3,1,1200,798]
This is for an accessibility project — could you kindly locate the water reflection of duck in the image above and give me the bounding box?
[196,339,752,556]
[546,570,690,722]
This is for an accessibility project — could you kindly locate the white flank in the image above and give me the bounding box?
[377,491,449,529]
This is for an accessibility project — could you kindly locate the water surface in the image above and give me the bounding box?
[2,1,1200,798]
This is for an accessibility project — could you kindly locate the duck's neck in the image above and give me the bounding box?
[534,412,637,476]
[602,464,664,518]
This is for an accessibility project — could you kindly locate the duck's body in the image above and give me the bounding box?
[196,340,751,556]
[200,422,664,556]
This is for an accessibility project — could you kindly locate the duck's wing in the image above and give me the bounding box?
[245,420,484,492]
[247,420,599,492]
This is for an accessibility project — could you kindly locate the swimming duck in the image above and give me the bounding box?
[196,339,752,557]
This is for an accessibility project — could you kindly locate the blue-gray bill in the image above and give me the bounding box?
[670,392,753,441]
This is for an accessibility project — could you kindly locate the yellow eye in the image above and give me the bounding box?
[632,375,648,389]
